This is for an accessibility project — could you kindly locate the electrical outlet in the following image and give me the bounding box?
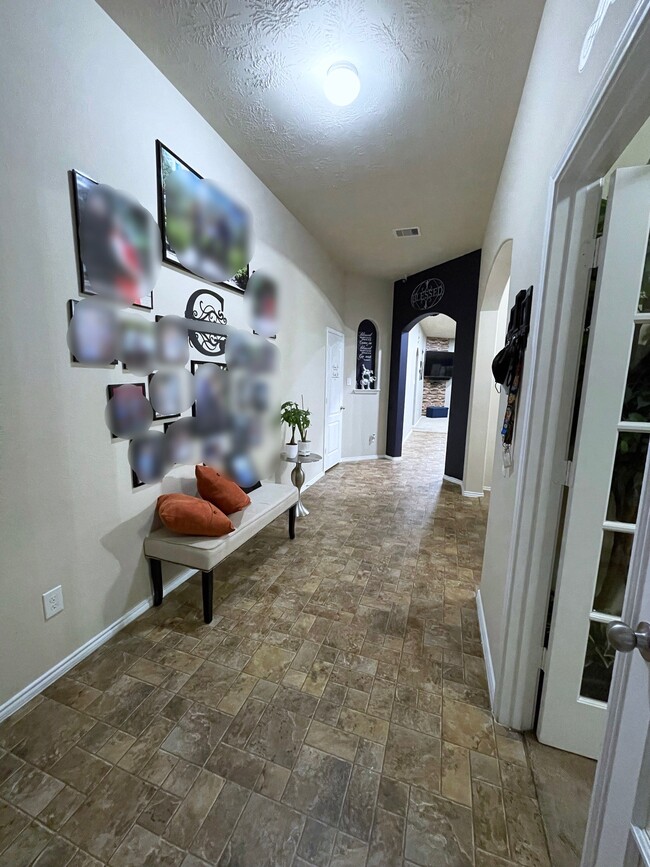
[42,585,64,620]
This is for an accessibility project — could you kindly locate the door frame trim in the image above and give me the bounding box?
[324,326,345,471]
[494,0,650,732]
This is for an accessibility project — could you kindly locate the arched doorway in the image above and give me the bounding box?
[403,314,457,440]
[386,250,482,483]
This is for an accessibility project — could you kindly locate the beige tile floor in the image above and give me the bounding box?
[0,432,556,866]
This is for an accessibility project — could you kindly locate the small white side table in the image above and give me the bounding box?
[280,452,322,517]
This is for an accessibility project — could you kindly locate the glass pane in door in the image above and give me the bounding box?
[621,324,650,423]
[592,529,634,616]
[605,432,650,523]
[580,620,616,702]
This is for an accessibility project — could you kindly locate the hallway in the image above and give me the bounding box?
[1,433,552,866]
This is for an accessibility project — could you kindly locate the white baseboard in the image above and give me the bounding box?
[476,589,496,709]
[384,454,402,462]
[340,454,387,464]
[443,474,485,498]
[483,486,492,492]
[403,429,413,444]
[0,567,195,724]
[303,470,325,489]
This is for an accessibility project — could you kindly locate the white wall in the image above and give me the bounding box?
[474,0,644,681]
[0,0,381,708]
[341,274,393,459]
[483,282,510,490]
[403,324,427,441]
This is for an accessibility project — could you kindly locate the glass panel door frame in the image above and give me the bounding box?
[489,7,650,732]
[537,166,650,758]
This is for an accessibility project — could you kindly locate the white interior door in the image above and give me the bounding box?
[324,327,344,471]
[582,403,650,866]
[538,165,650,758]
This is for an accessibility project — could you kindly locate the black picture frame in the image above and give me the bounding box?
[356,319,378,390]
[69,170,154,311]
[106,382,148,440]
[155,140,249,295]
[190,360,228,375]
[190,360,228,421]
[67,299,118,366]
[147,372,181,422]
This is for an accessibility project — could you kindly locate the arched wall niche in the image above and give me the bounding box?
[463,238,514,494]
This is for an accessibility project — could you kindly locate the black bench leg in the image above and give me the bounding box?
[202,570,213,624]
[288,504,296,540]
[150,559,163,607]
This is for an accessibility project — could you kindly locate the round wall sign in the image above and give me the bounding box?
[411,278,445,311]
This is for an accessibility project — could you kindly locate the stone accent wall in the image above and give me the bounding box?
[422,338,450,413]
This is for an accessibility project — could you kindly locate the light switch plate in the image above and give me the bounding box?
[43,585,64,620]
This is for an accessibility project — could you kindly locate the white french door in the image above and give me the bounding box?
[538,165,650,759]
[582,470,650,866]
[324,327,344,471]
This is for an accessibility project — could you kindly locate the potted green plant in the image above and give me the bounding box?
[280,401,301,459]
[297,401,312,456]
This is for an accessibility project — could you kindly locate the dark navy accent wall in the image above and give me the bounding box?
[386,249,481,482]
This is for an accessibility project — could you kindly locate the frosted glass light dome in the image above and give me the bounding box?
[324,62,360,106]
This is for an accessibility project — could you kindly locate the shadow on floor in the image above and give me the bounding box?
[525,733,596,867]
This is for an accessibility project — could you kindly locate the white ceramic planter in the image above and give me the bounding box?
[298,441,311,457]
[285,443,299,459]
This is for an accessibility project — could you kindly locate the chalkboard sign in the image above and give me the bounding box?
[356,319,377,389]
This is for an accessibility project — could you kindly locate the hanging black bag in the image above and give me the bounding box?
[492,286,532,386]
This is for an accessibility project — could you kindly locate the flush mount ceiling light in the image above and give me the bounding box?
[324,62,360,106]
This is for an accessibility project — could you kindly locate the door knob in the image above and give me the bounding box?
[607,620,650,661]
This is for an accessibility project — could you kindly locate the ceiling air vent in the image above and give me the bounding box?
[393,226,421,238]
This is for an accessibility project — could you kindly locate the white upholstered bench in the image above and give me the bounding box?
[144,473,298,624]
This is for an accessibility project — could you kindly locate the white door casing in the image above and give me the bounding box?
[538,166,650,759]
[324,327,344,471]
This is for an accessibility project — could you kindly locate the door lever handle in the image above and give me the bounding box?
[607,620,650,661]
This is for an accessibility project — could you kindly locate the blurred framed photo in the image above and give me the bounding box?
[147,372,180,422]
[67,299,118,366]
[106,382,147,404]
[106,381,149,442]
[190,360,228,374]
[70,170,154,310]
[155,140,249,294]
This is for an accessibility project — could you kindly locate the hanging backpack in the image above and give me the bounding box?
[492,286,532,386]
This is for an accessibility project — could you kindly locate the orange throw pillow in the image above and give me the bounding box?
[157,493,235,537]
[195,465,251,514]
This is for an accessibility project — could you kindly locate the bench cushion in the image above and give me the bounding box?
[144,482,297,571]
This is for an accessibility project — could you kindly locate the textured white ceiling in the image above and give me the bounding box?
[97,0,545,279]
